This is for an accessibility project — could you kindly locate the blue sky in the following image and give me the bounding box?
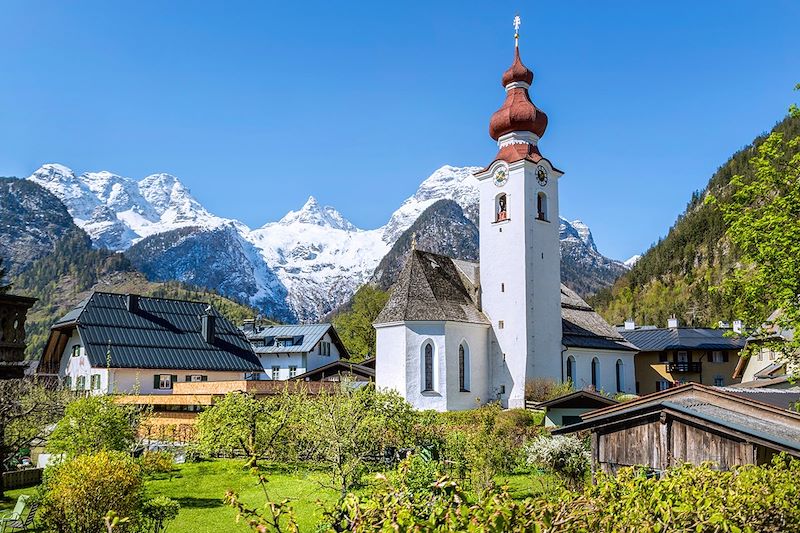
[1,1,797,260]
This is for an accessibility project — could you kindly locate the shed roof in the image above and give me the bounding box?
[292,359,375,382]
[538,389,619,410]
[619,327,745,352]
[44,292,261,372]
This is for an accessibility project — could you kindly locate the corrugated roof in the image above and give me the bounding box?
[245,323,334,354]
[55,292,261,372]
[620,327,745,352]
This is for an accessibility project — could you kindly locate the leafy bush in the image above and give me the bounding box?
[140,450,175,475]
[525,377,573,402]
[141,496,180,533]
[525,435,590,488]
[47,395,139,458]
[38,451,144,533]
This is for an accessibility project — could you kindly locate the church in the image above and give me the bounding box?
[374,21,638,410]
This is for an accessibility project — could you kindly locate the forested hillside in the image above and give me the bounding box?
[590,113,800,327]
[11,227,259,360]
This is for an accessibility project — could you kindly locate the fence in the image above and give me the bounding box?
[3,468,43,489]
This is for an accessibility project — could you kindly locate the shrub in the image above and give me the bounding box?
[525,377,573,402]
[141,496,180,533]
[38,450,144,533]
[47,395,139,458]
[525,434,590,488]
[140,450,175,475]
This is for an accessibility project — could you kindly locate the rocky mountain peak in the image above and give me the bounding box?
[277,195,357,231]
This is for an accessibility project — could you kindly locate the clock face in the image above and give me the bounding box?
[493,166,509,187]
[536,165,548,186]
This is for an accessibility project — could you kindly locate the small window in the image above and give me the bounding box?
[500,283,505,293]
[616,359,624,392]
[658,352,668,363]
[758,350,764,361]
[498,320,505,329]
[158,375,172,390]
[566,355,576,383]
[714,375,724,386]
[499,385,506,394]
[71,345,81,358]
[536,192,548,221]
[458,343,470,392]
[319,341,331,356]
[769,351,776,360]
[591,358,599,388]
[90,374,101,390]
[711,351,724,363]
[275,337,294,348]
[63,376,72,390]
[677,351,689,363]
[187,375,205,382]
[289,366,297,378]
[495,193,508,222]
[656,380,671,392]
[76,375,87,391]
[271,366,280,380]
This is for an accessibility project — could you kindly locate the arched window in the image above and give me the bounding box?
[423,342,434,392]
[616,359,624,392]
[495,193,508,222]
[566,355,576,383]
[459,343,470,392]
[537,192,548,221]
[591,357,599,389]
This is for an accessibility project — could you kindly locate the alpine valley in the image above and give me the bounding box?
[23,163,629,322]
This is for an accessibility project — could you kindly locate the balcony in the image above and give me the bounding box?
[666,362,701,373]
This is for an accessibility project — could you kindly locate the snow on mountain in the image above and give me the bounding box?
[27,162,625,321]
[28,164,230,250]
[624,254,642,268]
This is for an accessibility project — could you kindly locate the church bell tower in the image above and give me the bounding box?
[474,17,564,408]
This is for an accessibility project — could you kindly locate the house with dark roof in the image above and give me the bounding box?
[554,383,800,474]
[241,323,349,380]
[619,319,745,394]
[37,292,262,394]
[538,389,618,427]
[374,250,639,411]
[733,309,797,387]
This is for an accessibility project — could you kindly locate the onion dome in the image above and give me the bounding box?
[488,47,548,141]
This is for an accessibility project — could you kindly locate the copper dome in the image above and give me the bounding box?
[501,47,533,86]
[488,47,547,141]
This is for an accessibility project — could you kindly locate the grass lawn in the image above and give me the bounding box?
[1,460,561,532]
[146,459,340,532]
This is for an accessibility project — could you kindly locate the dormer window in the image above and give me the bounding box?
[495,193,508,222]
[275,337,294,348]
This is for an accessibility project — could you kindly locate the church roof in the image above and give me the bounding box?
[373,250,489,325]
[560,285,639,352]
[374,251,639,353]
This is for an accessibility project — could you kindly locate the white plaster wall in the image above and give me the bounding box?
[61,331,108,394]
[110,369,245,394]
[375,324,407,397]
[403,322,448,411]
[256,353,306,380]
[306,332,342,370]
[544,407,591,427]
[477,158,564,408]
[564,347,636,395]
[443,322,491,410]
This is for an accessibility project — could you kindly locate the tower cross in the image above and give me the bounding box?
[513,15,521,46]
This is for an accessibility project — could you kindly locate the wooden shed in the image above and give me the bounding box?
[538,390,618,427]
[554,383,800,474]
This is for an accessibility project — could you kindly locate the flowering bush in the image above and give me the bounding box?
[525,434,590,487]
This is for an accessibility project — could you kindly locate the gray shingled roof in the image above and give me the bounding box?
[244,323,347,356]
[620,327,746,352]
[374,251,489,325]
[560,285,639,351]
[56,292,262,371]
[374,252,636,352]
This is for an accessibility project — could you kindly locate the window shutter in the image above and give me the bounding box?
[201,375,208,382]
[186,375,191,382]
[171,375,178,389]
[723,351,729,362]
[154,375,161,389]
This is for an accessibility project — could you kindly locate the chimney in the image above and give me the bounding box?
[126,294,139,313]
[242,319,255,334]
[668,316,679,329]
[718,321,730,329]
[624,319,636,331]
[733,320,743,334]
[201,313,215,344]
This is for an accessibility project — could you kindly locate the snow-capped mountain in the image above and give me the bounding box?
[26,163,627,321]
[624,254,642,268]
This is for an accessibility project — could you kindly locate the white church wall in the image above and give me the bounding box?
[375,324,407,397]
[564,347,636,395]
[443,322,491,411]
[404,322,448,411]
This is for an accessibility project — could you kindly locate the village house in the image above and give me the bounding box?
[555,383,800,474]
[36,292,263,393]
[241,322,349,380]
[733,309,797,387]
[537,389,618,428]
[619,319,745,394]
[374,36,638,411]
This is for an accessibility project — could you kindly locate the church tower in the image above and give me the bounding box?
[474,18,564,408]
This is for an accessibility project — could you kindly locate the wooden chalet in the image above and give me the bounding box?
[0,293,37,379]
